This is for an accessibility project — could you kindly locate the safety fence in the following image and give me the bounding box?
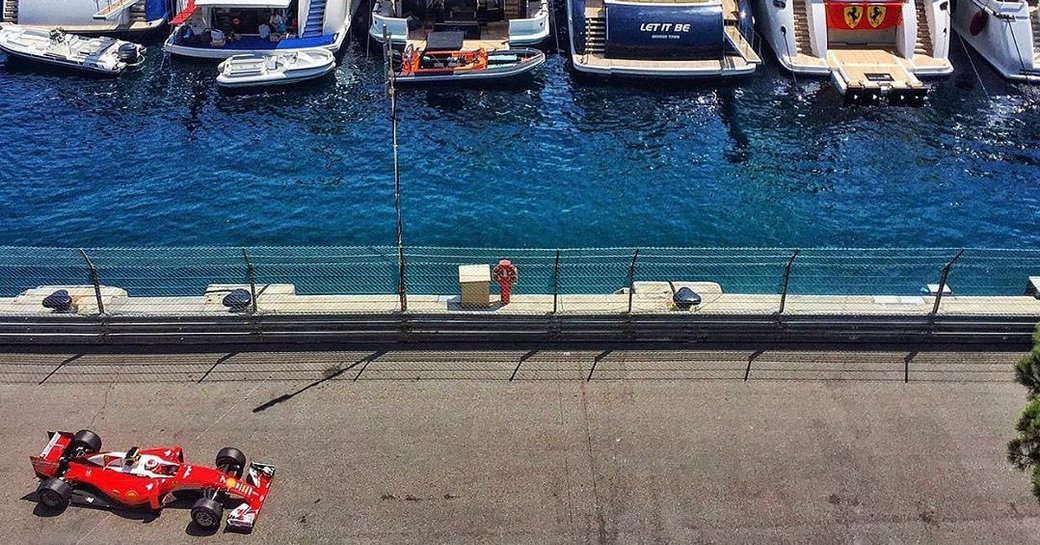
[0,246,1039,317]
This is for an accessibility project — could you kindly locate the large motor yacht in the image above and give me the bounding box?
[368,0,551,48]
[0,0,168,37]
[565,0,762,77]
[163,0,357,60]
[951,0,1040,82]
[756,0,954,103]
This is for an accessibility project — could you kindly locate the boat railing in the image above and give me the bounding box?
[507,0,550,40]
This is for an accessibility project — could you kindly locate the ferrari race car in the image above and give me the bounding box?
[29,430,275,531]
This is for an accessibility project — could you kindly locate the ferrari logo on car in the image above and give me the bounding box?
[844,6,863,28]
[867,5,887,27]
[227,477,238,489]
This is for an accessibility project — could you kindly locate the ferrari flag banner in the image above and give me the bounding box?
[826,3,903,30]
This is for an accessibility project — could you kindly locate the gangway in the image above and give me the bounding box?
[93,0,139,21]
[723,25,762,64]
[827,49,928,106]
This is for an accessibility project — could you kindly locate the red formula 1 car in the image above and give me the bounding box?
[29,430,275,531]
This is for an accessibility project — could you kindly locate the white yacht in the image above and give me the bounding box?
[164,0,358,60]
[0,0,169,37]
[951,0,1040,82]
[565,0,762,77]
[369,0,550,48]
[755,0,954,103]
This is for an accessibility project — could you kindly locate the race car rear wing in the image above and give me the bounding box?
[226,462,276,531]
[30,431,74,479]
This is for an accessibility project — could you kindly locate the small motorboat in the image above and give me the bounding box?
[0,26,144,76]
[216,49,336,90]
[392,46,545,84]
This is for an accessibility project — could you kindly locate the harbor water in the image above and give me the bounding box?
[0,32,1038,252]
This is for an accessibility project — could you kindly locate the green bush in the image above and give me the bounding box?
[1010,325,1040,501]
[1014,351,1040,398]
[1009,399,1040,472]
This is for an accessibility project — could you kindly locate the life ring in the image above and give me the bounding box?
[969,10,988,36]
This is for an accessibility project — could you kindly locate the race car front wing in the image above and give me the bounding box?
[226,462,276,530]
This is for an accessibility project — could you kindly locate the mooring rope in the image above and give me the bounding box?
[958,32,990,100]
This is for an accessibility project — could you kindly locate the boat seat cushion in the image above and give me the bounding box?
[426,31,465,51]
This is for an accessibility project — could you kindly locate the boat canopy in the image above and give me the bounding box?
[194,0,293,7]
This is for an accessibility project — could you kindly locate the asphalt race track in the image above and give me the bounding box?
[2,347,1039,544]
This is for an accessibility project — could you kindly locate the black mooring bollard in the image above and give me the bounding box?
[42,289,73,312]
[222,288,252,311]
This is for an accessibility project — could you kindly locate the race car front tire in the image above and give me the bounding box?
[191,497,224,530]
[70,430,102,455]
[216,447,246,478]
[37,478,72,509]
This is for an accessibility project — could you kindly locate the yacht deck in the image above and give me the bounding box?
[576,0,758,75]
[827,48,924,90]
[406,20,510,51]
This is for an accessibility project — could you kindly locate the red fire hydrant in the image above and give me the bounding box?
[492,259,518,305]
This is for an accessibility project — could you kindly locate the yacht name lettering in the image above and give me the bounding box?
[639,23,692,33]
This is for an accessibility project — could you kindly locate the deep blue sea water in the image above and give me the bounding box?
[1,27,1038,252]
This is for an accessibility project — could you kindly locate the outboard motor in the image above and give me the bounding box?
[117,43,142,66]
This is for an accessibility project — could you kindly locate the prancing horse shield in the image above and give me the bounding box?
[867,5,887,28]
[844,6,863,28]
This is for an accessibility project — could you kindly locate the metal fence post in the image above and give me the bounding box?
[398,248,407,312]
[79,249,105,315]
[627,248,640,314]
[778,249,800,315]
[241,248,258,314]
[552,250,560,315]
[931,249,965,316]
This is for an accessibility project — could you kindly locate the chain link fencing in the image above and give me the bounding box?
[0,246,1038,317]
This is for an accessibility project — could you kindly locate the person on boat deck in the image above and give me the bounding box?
[183,13,210,44]
[269,11,287,41]
[258,23,272,40]
[229,16,243,42]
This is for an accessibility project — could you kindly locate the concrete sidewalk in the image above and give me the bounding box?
[1,349,1037,544]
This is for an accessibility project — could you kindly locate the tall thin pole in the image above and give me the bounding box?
[931,249,965,316]
[778,249,799,315]
[626,248,640,314]
[385,29,407,312]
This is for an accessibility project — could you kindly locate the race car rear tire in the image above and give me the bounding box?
[37,478,72,509]
[216,447,246,478]
[70,429,102,455]
[191,497,224,530]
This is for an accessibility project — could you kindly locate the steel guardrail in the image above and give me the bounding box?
[0,312,1034,347]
